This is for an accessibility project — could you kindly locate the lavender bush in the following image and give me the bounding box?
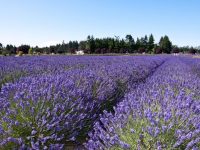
[0,56,165,149]
[85,57,200,150]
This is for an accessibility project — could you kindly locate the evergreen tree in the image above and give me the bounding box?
[79,41,86,50]
[135,38,141,52]
[0,43,2,54]
[148,34,155,53]
[139,35,148,52]
[57,41,66,54]
[159,35,172,53]
[86,35,96,53]
[125,34,135,53]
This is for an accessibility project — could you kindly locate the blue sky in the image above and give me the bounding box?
[0,0,199,47]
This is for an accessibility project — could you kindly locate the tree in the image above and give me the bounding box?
[119,39,126,53]
[144,35,148,50]
[79,41,86,50]
[6,45,12,55]
[1,44,17,55]
[49,46,56,53]
[153,44,162,54]
[68,41,78,53]
[135,38,141,52]
[43,47,50,54]
[138,35,148,52]
[73,41,79,50]
[28,48,33,55]
[108,38,115,53]
[189,47,196,54]
[196,46,200,54]
[159,35,172,54]
[148,34,154,53]
[172,46,179,53]
[113,38,120,53]
[11,46,17,54]
[138,47,145,53]
[57,41,67,54]
[144,35,148,47]
[0,43,3,54]
[159,37,164,46]
[17,45,30,54]
[86,35,95,53]
[125,35,135,53]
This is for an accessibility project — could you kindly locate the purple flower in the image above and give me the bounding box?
[31,130,37,135]
[130,128,135,133]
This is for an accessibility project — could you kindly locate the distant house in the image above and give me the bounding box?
[173,53,179,56]
[75,50,84,55]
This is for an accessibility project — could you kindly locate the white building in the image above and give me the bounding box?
[75,50,84,55]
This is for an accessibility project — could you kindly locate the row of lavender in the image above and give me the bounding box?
[85,57,200,150]
[0,56,165,149]
[0,56,109,88]
[0,56,166,89]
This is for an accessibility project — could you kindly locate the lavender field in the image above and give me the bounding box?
[0,55,200,150]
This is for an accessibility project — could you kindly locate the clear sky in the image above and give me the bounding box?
[0,0,200,47]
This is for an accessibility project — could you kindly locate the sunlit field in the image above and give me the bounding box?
[0,55,199,149]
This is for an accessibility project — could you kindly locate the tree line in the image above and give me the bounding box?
[0,34,199,55]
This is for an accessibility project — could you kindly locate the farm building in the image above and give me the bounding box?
[75,50,84,55]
